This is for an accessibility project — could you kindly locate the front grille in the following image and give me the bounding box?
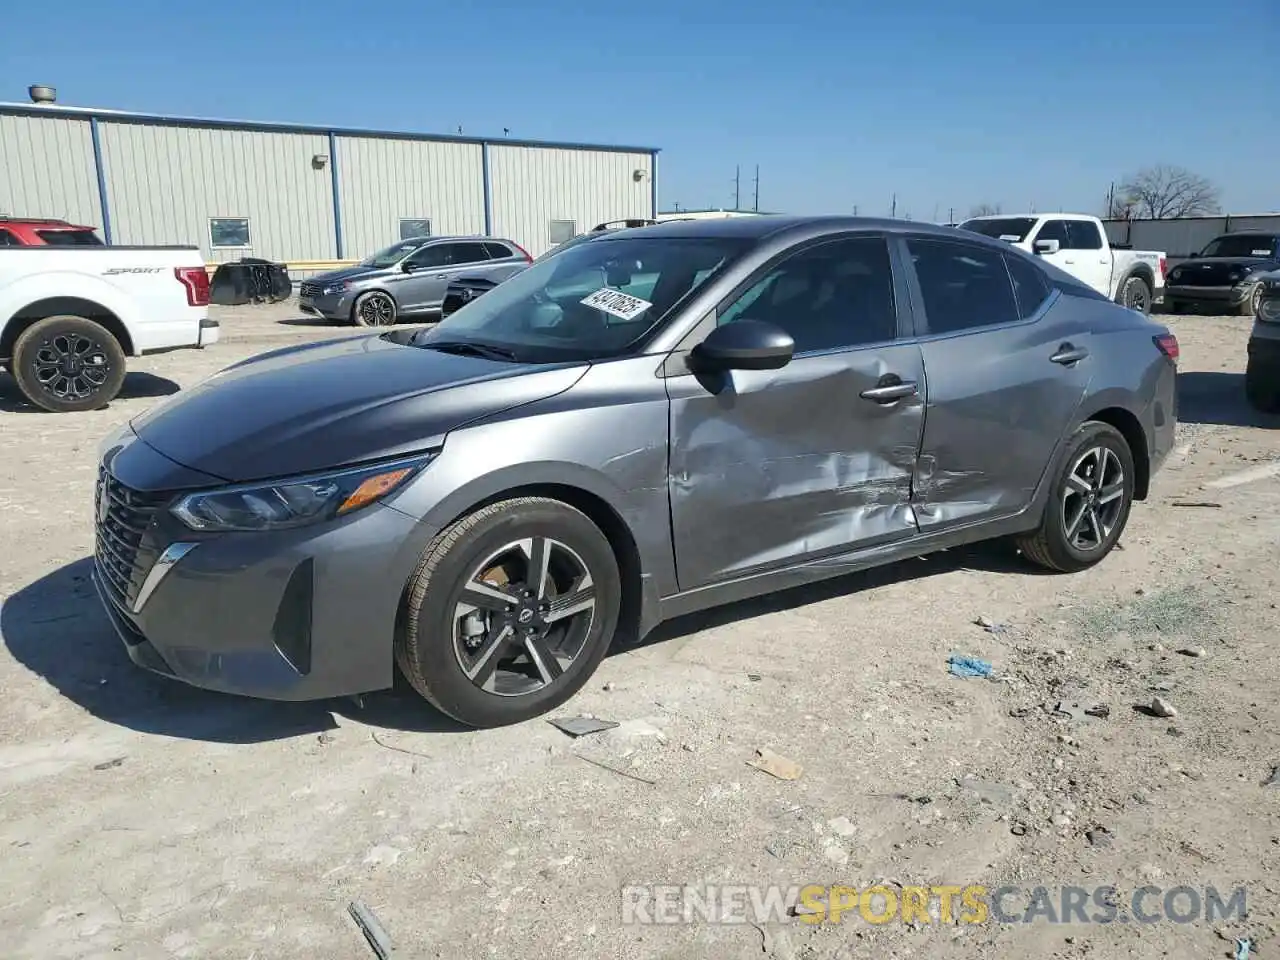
[94,468,169,611]
[299,281,323,298]
[1171,264,1235,287]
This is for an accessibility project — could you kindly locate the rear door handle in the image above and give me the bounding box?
[1050,343,1089,365]
[860,380,919,403]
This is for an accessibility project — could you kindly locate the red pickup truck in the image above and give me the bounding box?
[0,216,104,247]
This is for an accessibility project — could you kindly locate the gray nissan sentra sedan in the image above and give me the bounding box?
[93,216,1178,728]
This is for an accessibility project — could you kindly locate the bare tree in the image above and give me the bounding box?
[969,202,1002,217]
[1116,165,1221,219]
[1106,194,1137,220]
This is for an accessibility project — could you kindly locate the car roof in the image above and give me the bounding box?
[594,214,993,244]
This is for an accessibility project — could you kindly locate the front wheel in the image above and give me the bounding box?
[1240,284,1264,318]
[11,315,127,413]
[1119,276,1153,314]
[351,290,397,327]
[395,497,622,727]
[1017,421,1135,573]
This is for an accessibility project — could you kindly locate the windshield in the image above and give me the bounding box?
[37,229,103,246]
[361,239,426,268]
[1199,234,1278,259]
[529,231,598,265]
[416,235,747,362]
[959,217,1039,243]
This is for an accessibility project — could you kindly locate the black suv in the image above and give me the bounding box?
[1164,232,1280,316]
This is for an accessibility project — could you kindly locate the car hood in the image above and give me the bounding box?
[129,334,589,483]
[307,264,394,285]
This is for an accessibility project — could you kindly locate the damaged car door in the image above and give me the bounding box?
[901,236,1093,529]
[667,234,925,589]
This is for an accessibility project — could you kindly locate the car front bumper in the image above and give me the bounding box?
[298,291,352,321]
[93,457,425,701]
[1164,282,1255,307]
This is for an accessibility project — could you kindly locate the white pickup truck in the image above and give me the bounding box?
[0,246,216,412]
[959,213,1167,315]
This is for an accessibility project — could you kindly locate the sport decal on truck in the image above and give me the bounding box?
[580,287,653,322]
[102,266,164,275]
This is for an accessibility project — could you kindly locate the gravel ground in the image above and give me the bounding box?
[1,302,1278,959]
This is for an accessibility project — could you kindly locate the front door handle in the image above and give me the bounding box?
[1050,343,1090,365]
[860,378,919,403]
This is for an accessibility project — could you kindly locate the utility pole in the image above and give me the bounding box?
[733,166,741,210]
[852,204,859,216]
[752,165,760,212]
[1106,181,1115,218]
[890,193,897,218]
[948,206,955,224]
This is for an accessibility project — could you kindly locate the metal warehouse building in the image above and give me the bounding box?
[0,99,659,264]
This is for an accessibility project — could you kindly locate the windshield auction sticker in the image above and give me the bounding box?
[581,287,653,321]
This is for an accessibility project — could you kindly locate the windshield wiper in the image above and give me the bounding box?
[418,339,521,362]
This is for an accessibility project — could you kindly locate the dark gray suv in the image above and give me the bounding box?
[94,216,1178,728]
[298,235,531,326]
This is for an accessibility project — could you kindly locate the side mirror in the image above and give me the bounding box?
[1033,239,1060,255]
[401,260,418,273]
[690,319,794,373]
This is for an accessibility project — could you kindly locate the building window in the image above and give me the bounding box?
[549,220,576,245]
[210,218,251,248]
[400,219,433,240]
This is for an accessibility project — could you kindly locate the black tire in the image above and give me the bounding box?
[1245,359,1280,413]
[1017,421,1136,573]
[1119,275,1153,314]
[351,290,398,327]
[395,497,622,728]
[11,315,127,413]
[1240,284,1264,318]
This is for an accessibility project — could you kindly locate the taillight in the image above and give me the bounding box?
[1158,256,1167,281]
[1154,333,1179,361]
[512,243,532,263]
[175,266,210,307]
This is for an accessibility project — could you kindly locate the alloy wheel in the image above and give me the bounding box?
[359,293,395,326]
[1126,282,1148,313]
[31,333,111,402]
[452,537,597,696]
[1061,446,1126,552]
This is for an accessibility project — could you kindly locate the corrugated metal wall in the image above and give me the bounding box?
[97,121,336,262]
[335,136,485,259]
[489,146,654,256]
[0,113,102,228]
[1104,215,1280,264]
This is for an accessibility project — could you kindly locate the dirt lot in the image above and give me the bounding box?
[1,302,1278,960]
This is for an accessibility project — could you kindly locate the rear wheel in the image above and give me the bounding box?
[1119,276,1152,314]
[1017,421,1135,573]
[395,497,622,727]
[351,290,397,327]
[11,315,126,413]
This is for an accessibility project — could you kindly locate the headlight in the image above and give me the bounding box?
[323,282,348,295]
[1261,296,1280,324]
[171,454,433,532]
[1169,268,1182,281]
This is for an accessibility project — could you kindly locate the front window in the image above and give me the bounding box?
[361,238,427,268]
[959,217,1039,243]
[210,217,251,248]
[1199,234,1278,258]
[414,235,747,362]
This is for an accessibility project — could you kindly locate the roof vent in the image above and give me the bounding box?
[28,85,56,104]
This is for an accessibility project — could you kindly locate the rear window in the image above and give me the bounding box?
[959,217,1039,243]
[36,229,103,246]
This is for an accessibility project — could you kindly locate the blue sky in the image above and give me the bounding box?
[3,0,1276,218]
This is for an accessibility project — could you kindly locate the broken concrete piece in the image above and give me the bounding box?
[747,748,803,781]
[1150,697,1178,718]
[348,900,392,960]
[958,776,1014,807]
[827,816,856,837]
[548,716,619,738]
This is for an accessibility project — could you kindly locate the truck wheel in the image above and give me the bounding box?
[1240,284,1264,318]
[1119,276,1152,314]
[1245,359,1280,413]
[11,315,126,413]
[351,291,397,327]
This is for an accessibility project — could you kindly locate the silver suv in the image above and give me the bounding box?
[299,236,531,326]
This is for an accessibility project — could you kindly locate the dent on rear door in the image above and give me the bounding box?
[913,317,1093,528]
